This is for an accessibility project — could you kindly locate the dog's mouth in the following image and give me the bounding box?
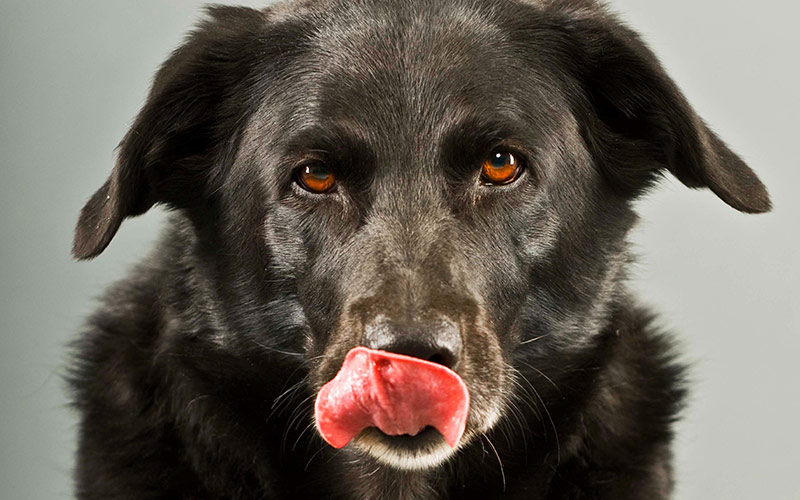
[314,347,470,468]
[368,425,442,446]
[350,426,461,470]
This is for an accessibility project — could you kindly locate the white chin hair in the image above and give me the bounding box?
[352,432,463,471]
[346,405,505,471]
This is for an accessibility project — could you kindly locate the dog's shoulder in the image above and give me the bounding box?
[547,299,687,499]
[68,219,206,498]
[70,217,192,392]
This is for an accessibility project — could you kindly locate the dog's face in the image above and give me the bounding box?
[73,0,769,471]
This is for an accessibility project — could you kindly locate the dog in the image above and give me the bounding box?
[69,0,771,498]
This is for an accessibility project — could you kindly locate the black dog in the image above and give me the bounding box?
[69,0,770,498]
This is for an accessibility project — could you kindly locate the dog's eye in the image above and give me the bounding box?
[481,151,521,185]
[296,163,336,193]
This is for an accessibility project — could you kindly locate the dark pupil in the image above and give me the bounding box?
[306,164,330,179]
[490,153,510,169]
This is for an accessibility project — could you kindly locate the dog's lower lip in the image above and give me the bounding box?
[362,426,444,449]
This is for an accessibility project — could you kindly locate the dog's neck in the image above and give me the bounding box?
[337,462,440,500]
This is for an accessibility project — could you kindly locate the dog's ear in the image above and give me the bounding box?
[73,6,267,259]
[562,10,771,213]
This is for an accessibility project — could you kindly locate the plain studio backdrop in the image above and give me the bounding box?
[1,1,797,498]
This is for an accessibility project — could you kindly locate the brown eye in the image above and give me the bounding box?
[296,163,335,193]
[481,151,521,185]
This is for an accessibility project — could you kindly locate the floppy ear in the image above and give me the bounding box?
[72,6,267,259]
[563,10,771,213]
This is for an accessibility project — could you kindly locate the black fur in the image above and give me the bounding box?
[69,0,770,498]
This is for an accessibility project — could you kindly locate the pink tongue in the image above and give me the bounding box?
[314,347,470,449]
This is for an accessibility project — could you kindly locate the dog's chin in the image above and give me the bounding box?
[351,427,466,471]
[344,398,507,471]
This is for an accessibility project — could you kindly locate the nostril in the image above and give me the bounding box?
[427,353,447,366]
[426,352,456,368]
[386,342,458,369]
[362,317,462,370]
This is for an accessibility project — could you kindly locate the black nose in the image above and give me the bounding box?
[362,317,462,369]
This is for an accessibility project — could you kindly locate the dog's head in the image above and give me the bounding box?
[73,0,769,470]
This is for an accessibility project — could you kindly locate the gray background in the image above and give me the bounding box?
[1,0,797,498]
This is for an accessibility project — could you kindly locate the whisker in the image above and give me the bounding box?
[519,333,551,345]
[509,371,544,423]
[271,380,304,411]
[527,377,561,463]
[281,393,316,453]
[483,434,506,492]
[247,337,304,358]
[183,394,210,415]
[516,360,561,394]
[268,375,311,424]
[500,368,532,450]
[292,420,318,452]
[304,444,328,471]
[365,466,381,477]
[509,362,561,462]
[504,398,530,450]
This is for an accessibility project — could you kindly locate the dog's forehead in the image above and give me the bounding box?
[310,0,505,67]
[286,0,544,147]
[244,0,577,187]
